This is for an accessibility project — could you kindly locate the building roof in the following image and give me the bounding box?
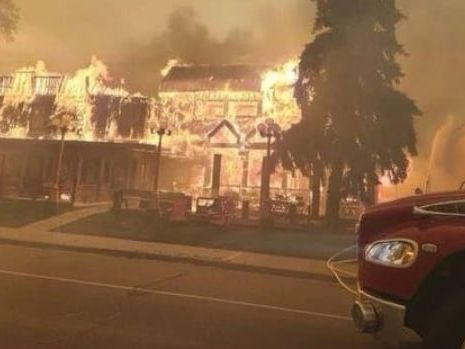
[160,65,266,92]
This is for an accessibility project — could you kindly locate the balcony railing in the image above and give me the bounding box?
[0,76,13,96]
[32,75,63,96]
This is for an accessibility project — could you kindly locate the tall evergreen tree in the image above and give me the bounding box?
[0,0,19,41]
[278,0,421,223]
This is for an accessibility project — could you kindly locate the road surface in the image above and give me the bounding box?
[0,243,420,348]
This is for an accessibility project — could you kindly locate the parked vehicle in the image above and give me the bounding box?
[352,190,465,348]
[194,196,236,225]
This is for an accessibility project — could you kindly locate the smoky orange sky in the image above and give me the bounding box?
[1,0,465,182]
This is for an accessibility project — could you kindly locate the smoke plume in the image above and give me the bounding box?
[111,2,313,94]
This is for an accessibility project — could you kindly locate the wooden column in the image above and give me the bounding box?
[0,155,5,199]
[125,164,131,190]
[211,154,222,197]
[134,157,144,190]
[310,168,322,219]
[108,161,114,188]
[41,157,50,184]
[97,159,106,201]
[282,172,289,196]
[241,152,249,196]
[260,156,271,207]
[19,155,29,195]
[203,157,212,195]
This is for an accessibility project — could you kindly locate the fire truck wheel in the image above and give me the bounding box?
[423,289,465,349]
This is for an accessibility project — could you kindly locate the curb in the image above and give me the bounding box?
[0,236,354,283]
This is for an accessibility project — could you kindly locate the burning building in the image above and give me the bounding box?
[0,57,311,207]
[0,59,157,202]
[157,60,309,205]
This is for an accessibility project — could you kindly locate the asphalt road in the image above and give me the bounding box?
[0,243,420,349]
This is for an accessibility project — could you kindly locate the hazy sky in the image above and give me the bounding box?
[1,0,465,162]
[0,0,309,71]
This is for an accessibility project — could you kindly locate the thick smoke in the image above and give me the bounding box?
[397,0,465,190]
[112,2,313,94]
[111,7,255,94]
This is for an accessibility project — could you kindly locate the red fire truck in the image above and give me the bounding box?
[351,190,465,348]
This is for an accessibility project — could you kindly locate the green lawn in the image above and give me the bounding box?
[57,210,228,245]
[55,210,357,259]
[0,199,73,228]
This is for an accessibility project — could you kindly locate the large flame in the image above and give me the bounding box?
[260,58,300,129]
[1,57,301,156]
[2,61,49,106]
[161,59,182,78]
[0,56,151,142]
[155,58,303,194]
[55,56,129,140]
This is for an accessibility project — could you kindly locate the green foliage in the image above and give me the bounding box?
[0,0,19,41]
[279,0,421,204]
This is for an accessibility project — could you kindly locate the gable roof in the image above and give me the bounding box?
[207,119,241,145]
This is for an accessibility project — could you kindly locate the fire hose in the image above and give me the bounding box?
[326,245,359,296]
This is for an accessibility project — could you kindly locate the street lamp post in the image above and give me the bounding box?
[53,125,68,202]
[257,118,281,226]
[49,111,76,204]
[151,121,171,213]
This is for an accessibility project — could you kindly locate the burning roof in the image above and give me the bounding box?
[0,57,302,163]
[161,65,266,92]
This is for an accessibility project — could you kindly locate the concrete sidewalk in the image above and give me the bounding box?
[21,204,110,233]
[0,226,356,280]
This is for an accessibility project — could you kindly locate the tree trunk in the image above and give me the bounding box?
[310,162,322,218]
[365,176,379,207]
[71,156,83,205]
[325,160,344,228]
[0,155,5,199]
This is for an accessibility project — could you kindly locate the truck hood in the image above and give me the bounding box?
[365,190,465,214]
[359,190,465,244]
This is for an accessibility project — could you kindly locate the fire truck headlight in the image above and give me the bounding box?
[365,240,418,267]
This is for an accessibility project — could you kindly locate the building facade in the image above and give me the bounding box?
[0,66,156,203]
[158,64,309,205]
[0,62,312,206]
